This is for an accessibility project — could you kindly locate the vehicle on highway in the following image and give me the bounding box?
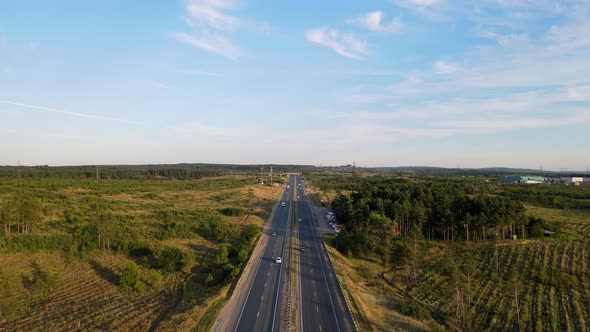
[300,247,305,252]
[275,257,282,264]
[272,231,277,236]
[297,195,299,199]
[281,202,286,207]
[298,218,302,222]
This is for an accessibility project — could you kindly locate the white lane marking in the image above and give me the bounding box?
[320,325,322,331]
[314,291,317,297]
[265,282,267,287]
[261,295,264,301]
[257,311,260,318]
[316,305,319,313]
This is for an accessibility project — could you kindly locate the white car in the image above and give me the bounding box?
[298,218,302,222]
[276,257,282,264]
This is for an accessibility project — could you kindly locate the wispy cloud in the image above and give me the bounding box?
[433,60,459,74]
[173,31,239,59]
[173,0,243,59]
[177,68,224,77]
[0,100,144,125]
[146,80,172,89]
[350,11,402,33]
[306,27,368,59]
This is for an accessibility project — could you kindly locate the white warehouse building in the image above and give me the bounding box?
[561,177,584,183]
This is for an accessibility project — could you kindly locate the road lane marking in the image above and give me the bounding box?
[257,311,260,318]
[261,295,264,301]
[316,305,319,312]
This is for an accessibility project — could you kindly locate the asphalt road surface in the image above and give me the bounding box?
[234,175,295,332]
[296,175,356,332]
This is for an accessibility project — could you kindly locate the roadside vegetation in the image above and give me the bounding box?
[0,169,283,331]
[307,173,590,331]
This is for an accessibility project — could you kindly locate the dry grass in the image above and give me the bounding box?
[324,243,432,332]
[0,252,178,331]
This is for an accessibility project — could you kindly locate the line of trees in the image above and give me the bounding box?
[0,193,42,236]
[331,179,528,254]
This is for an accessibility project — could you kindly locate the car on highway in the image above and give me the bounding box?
[300,247,305,252]
[281,202,286,207]
[298,218,302,222]
[297,195,299,199]
[272,231,277,236]
[275,257,282,264]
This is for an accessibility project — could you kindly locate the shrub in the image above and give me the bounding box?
[219,207,245,217]
[399,299,430,320]
[119,262,145,291]
[146,269,163,287]
[159,247,184,272]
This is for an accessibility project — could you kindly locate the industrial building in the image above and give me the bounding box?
[503,176,545,184]
[561,177,584,184]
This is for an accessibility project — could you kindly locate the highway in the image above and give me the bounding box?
[295,175,356,332]
[233,175,295,332]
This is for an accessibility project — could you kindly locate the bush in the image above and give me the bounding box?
[399,299,430,320]
[119,262,145,291]
[531,221,545,238]
[159,247,184,272]
[219,207,245,217]
[147,269,163,287]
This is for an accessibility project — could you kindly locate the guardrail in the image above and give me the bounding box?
[321,242,359,332]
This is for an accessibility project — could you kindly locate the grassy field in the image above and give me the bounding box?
[323,237,435,332]
[0,175,283,331]
[525,205,590,238]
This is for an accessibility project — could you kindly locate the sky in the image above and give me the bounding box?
[1,0,589,170]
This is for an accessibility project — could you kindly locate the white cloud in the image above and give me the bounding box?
[306,27,368,59]
[484,32,529,48]
[173,31,239,59]
[0,100,144,125]
[185,0,241,31]
[173,0,245,59]
[393,0,441,11]
[351,11,402,33]
[177,68,224,76]
[146,80,172,89]
[433,60,459,74]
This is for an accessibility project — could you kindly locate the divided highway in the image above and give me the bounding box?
[232,175,295,332]
[296,175,356,332]
[213,174,355,332]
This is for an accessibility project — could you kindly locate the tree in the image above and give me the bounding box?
[439,252,466,329]
[216,243,231,264]
[508,266,522,330]
[409,224,423,285]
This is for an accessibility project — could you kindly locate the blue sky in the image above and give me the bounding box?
[1,0,589,170]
